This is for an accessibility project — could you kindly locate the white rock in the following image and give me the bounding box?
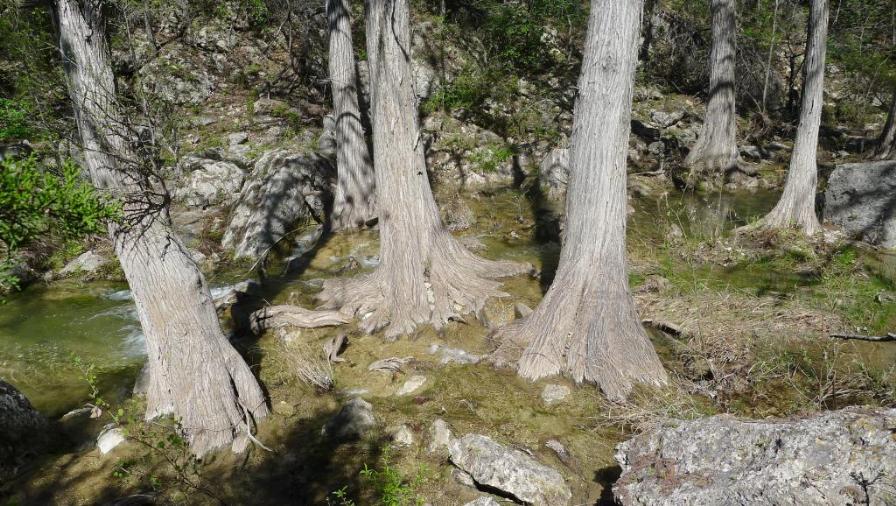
[97,425,126,455]
[428,418,453,454]
[392,425,414,446]
[464,497,500,506]
[59,251,108,276]
[541,384,571,405]
[396,375,427,396]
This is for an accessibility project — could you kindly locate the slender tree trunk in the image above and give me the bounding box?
[685,0,739,185]
[761,0,780,113]
[875,89,896,160]
[55,0,268,457]
[757,0,828,235]
[317,0,527,339]
[495,0,667,401]
[327,0,376,229]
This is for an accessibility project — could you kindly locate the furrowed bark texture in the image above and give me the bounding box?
[327,0,377,229]
[56,0,268,457]
[758,0,828,235]
[495,0,667,401]
[685,0,739,183]
[876,90,896,160]
[317,0,527,340]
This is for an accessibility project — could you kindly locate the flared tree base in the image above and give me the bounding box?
[318,232,529,340]
[493,284,668,401]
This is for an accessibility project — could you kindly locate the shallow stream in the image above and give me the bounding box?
[1,187,893,419]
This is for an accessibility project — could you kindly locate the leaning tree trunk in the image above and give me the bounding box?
[317,0,527,339]
[55,0,268,456]
[494,0,667,401]
[685,0,739,186]
[327,0,376,229]
[875,89,896,160]
[756,0,828,235]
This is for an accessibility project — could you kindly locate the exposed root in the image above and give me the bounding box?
[249,305,352,334]
[318,232,529,340]
[275,332,334,390]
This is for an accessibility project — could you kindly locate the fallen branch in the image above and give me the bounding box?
[642,319,683,337]
[830,333,896,342]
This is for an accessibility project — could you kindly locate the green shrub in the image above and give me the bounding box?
[0,156,119,290]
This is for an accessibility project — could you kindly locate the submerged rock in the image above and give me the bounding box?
[614,407,896,505]
[222,150,334,260]
[824,160,896,248]
[0,380,47,480]
[449,434,572,505]
[322,398,376,442]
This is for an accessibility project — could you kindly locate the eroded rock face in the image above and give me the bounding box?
[824,161,896,249]
[449,434,572,506]
[222,150,334,260]
[614,407,896,506]
[0,380,47,480]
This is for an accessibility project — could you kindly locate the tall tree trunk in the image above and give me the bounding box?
[685,0,739,185]
[55,0,268,457]
[875,89,896,160]
[757,0,828,235]
[317,0,527,339]
[327,0,376,229]
[761,0,780,113]
[495,0,667,401]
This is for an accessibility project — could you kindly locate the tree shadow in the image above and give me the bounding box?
[7,404,387,506]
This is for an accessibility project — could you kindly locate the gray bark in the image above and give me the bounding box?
[875,89,896,160]
[758,0,828,235]
[495,0,667,400]
[327,0,377,229]
[685,0,739,183]
[55,0,268,457]
[317,0,527,340]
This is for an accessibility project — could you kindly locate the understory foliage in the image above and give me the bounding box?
[0,157,118,290]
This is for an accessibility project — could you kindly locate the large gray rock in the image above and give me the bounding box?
[222,150,334,260]
[825,161,896,248]
[59,250,109,277]
[175,159,246,208]
[614,407,896,506]
[0,380,47,480]
[449,434,572,506]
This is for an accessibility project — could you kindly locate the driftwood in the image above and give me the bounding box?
[250,305,351,334]
[368,357,413,373]
[830,332,896,342]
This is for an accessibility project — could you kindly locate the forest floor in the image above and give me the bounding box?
[6,182,896,506]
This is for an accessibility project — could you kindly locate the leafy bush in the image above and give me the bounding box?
[0,156,119,290]
[0,98,32,141]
